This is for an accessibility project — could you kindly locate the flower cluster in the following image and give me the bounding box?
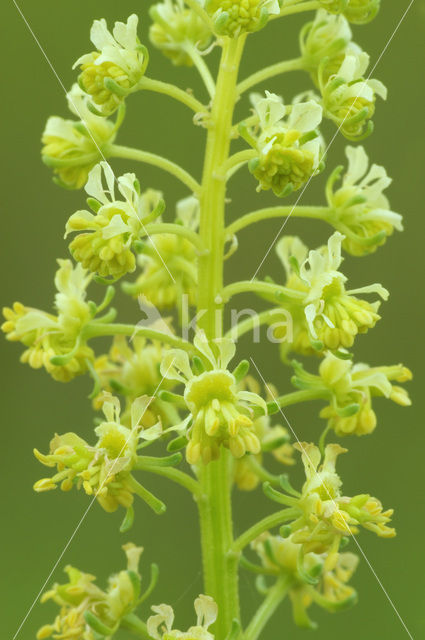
[33,394,162,514]
[149,0,213,66]
[123,195,199,310]
[37,544,143,639]
[272,232,387,355]
[243,91,323,196]
[234,379,295,491]
[93,335,180,428]
[326,145,403,255]
[206,0,280,38]
[161,332,266,464]
[2,260,95,381]
[252,533,359,627]
[41,84,121,190]
[66,162,164,280]
[291,353,412,436]
[319,0,380,25]
[75,15,149,116]
[289,443,396,548]
[147,594,217,639]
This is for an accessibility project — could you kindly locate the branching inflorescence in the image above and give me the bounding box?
[4,1,412,639]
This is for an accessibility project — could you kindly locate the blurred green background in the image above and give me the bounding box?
[1,1,424,638]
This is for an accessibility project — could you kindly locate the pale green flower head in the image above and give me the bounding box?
[160,331,266,464]
[41,84,121,190]
[320,0,380,25]
[66,162,164,280]
[274,232,388,352]
[300,10,352,81]
[148,594,217,639]
[149,0,213,66]
[122,195,199,310]
[205,0,280,38]
[2,259,96,381]
[245,91,323,196]
[93,335,179,428]
[33,393,161,513]
[326,145,403,255]
[75,14,149,116]
[288,443,396,548]
[251,532,359,625]
[318,47,387,140]
[37,544,143,640]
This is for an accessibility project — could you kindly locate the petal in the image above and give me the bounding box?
[344,145,369,185]
[194,594,218,629]
[131,395,154,429]
[288,100,322,132]
[160,349,193,382]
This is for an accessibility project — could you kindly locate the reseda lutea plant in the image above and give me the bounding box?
[3,1,412,638]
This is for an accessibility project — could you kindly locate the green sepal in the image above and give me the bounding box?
[87,197,101,213]
[232,360,249,382]
[192,355,205,375]
[213,11,230,34]
[94,274,120,285]
[255,575,269,595]
[263,481,297,506]
[261,434,290,452]
[120,505,135,533]
[104,76,128,98]
[335,403,360,417]
[279,474,301,498]
[279,524,292,538]
[127,569,142,602]
[240,554,277,576]
[138,563,159,605]
[86,358,102,401]
[248,157,260,173]
[167,435,189,452]
[84,611,116,636]
[137,453,183,468]
[277,182,294,198]
[158,390,187,408]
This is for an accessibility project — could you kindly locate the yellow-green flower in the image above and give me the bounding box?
[93,335,180,428]
[289,443,396,550]
[66,162,163,280]
[320,0,380,24]
[41,84,120,190]
[74,15,149,116]
[300,10,353,84]
[245,91,324,196]
[2,260,95,382]
[33,394,161,513]
[274,233,388,353]
[205,0,280,38]
[252,532,358,627]
[326,145,403,255]
[123,195,199,310]
[37,544,143,640]
[160,332,266,464]
[147,594,217,640]
[317,353,412,436]
[149,0,213,66]
[234,379,294,491]
[318,46,387,140]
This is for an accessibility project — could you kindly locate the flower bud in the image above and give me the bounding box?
[74,15,148,116]
[205,0,281,38]
[149,0,213,66]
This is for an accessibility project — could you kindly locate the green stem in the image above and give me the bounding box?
[144,222,206,253]
[121,613,152,639]
[198,452,240,638]
[183,42,216,98]
[108,144,201,194]
[83,322,195,352]
[226,205,331,236]
[138,76,206,113]
[244,577,291,640]
[196,36,246,639]
[279,0,321,17]
[183,0,214,28]
[134,459,201,496]
[270,388,330,412]
[221,280,304,303]
[232,508,298,553]
[225,308,292,341]
[221,149,258,176]
[237,57,305,95]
